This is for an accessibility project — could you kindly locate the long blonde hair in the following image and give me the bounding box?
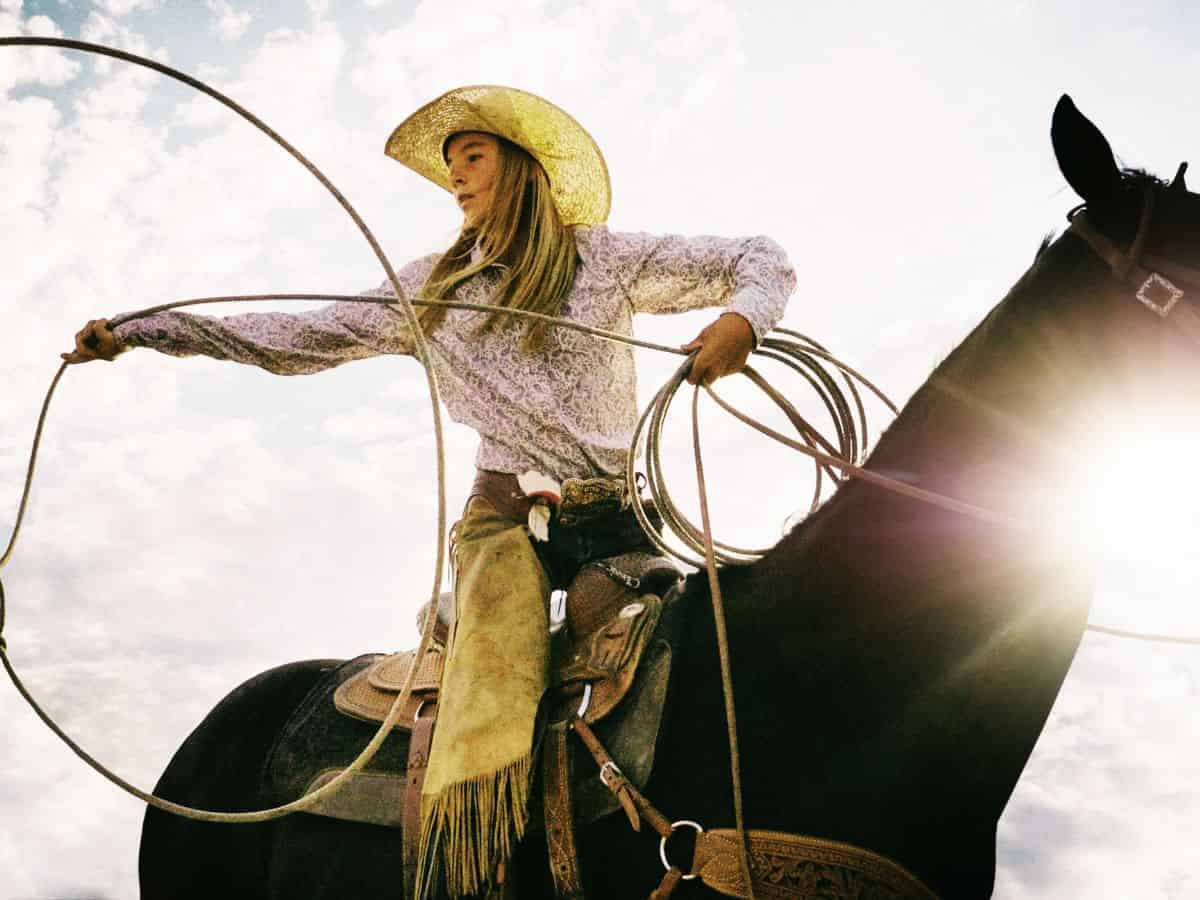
[417,136,578,354]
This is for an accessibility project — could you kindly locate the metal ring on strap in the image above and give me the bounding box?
[660,819,704,880]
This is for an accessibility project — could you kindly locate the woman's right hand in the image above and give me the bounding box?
[62,318,122,364]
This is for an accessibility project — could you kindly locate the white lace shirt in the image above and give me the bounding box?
[114,225,796,482]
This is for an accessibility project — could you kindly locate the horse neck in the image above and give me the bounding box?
[721,229,1125,647]
[845,230,1125,518]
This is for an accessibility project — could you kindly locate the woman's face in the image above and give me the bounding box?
[445,132,500,227]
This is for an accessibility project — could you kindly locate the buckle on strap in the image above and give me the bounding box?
[1136,271,1185,317]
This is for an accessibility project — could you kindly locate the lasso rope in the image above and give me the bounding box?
[2,32,1197,884]
[630,329,903,568]
[690,387,755,896]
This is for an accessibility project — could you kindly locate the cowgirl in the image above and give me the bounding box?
[67,85,797,898]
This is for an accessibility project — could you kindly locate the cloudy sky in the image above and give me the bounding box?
[3,0,1200,897]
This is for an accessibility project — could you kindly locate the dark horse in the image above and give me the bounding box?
[138,98,1200,899]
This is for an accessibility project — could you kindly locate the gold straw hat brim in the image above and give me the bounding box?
[384,85,611,227]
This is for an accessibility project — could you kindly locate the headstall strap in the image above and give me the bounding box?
[1067,187,1200,342]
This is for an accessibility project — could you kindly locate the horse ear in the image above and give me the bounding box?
[1051,95,1123,206]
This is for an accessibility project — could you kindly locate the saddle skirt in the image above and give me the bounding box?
[263,552,685,832]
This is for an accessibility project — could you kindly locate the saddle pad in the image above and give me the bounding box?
[263,654,414,818]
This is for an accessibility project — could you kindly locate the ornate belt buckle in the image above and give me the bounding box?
[1136,271,1184,317]
[558,476,629,527]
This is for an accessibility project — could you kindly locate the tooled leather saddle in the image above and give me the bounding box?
[261,549,685,894]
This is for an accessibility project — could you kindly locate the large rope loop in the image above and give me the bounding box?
[0,35,450,825]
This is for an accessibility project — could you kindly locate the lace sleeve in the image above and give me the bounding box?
[582,226,797,343]
[112,253,439,375]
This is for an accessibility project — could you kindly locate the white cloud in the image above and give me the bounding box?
[346,0,749,206]
[0,7,80,92]
[0,96,60,210]
[93,0,159,17]
[205,0,252,42]
[175,18,344,139]
[322,404,420,441]
[79,9,170,76]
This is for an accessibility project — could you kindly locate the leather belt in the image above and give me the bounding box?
[469,469,534,523]
[468,469,635,525]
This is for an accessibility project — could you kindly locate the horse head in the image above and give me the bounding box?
[1041,96,1200,542]
[1051,93,1200,367]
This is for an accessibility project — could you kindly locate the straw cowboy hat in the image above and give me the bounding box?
[384,84,611,227]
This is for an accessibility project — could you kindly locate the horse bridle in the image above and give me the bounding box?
[1068,184,1200,340]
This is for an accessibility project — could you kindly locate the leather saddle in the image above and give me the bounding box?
[263,551,685,833]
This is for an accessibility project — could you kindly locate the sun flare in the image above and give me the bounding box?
[1057,409,1200,636]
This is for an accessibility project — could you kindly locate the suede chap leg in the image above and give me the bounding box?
[415,496,550,899]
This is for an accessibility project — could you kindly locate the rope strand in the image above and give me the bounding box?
[691,385,755,899]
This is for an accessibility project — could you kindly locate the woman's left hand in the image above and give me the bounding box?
[681,312,755,386]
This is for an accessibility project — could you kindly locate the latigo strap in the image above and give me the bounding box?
[402,707,437,895]
[542,721,585,899]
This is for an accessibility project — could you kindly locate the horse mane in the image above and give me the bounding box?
[1117,167,1168,188]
